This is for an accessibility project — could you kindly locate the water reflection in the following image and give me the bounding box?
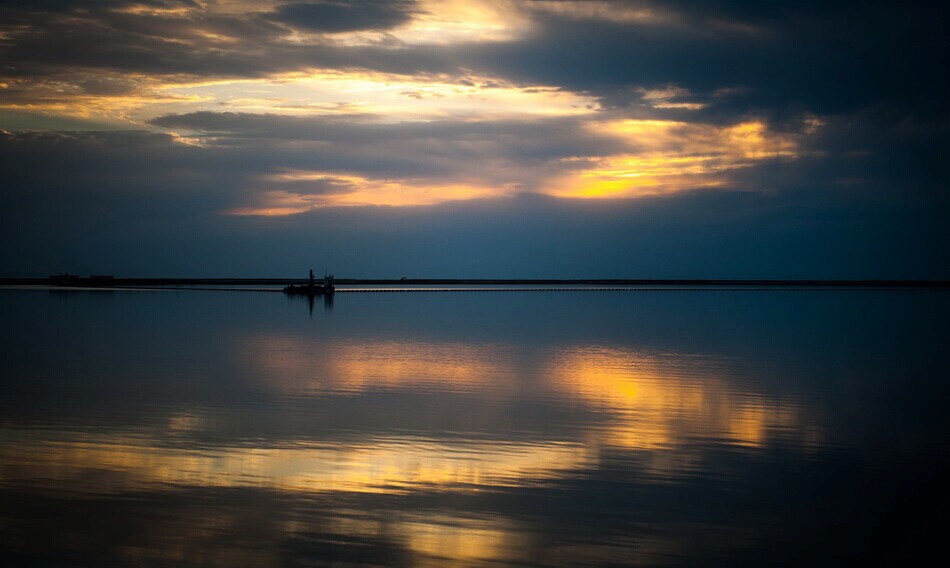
[244,337,519,394]
[285,290,334,316]
[549,347,820,451]
[1,290,948,566]
[0,431,595,494]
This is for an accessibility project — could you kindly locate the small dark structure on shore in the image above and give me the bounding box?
[283,269,334,296]
[49,273,115,286]
[49,273,80,286]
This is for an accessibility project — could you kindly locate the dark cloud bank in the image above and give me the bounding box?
[0,1,948,277]
[1,128,943,278]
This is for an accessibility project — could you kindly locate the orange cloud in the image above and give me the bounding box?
[547,119,802,199]
[226,173,505,214]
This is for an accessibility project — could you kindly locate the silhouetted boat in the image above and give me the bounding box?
[283,270,334,296]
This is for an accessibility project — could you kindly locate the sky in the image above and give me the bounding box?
[1,0,947,278]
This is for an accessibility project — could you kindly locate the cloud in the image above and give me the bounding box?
[2,0,945,126]
[269,1,418,33]
[4,108,946,273]
[144,110,818,206]
[143,111,625,209]
[1,1,947,277]
[463,2,949,119]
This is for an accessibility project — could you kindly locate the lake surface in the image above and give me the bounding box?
[2,288,948,566]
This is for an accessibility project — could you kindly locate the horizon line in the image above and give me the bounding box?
[3,277,949,288]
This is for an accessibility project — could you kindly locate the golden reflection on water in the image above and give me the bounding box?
[0,433,546,564]
[549,347,817,451]
[244,337,520,394]
[0,337,821,495]
[243,335,819,450]
[0,335,822,566]
[0,433,594,494]
[399,515,524,565]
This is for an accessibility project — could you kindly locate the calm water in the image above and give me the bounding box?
[1,288,948,566]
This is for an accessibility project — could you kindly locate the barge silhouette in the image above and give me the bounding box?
[283,270,334,296]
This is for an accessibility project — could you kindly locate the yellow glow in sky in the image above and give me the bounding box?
[0,0,820,210]
[227,175,505,214]
[222,117,804,212]
[163,71,598,122]
[329,0,531,46]
[531,1,671,25]
[547,119,800,199]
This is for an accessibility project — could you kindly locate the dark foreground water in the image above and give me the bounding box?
[1,288,949,567]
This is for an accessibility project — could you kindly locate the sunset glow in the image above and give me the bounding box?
[2,2,947,566]
[0,0,822,213]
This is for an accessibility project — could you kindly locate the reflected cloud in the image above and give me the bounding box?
[0,430,593,495]
[241,334,820,453]
[396,514,525,564]
[548,347,818,450]
[0,431,535,564]
[0,334,820,504]
[242,336,522,393]
[0,294,835,566]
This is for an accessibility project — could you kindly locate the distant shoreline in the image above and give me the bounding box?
[2,277,949,288]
